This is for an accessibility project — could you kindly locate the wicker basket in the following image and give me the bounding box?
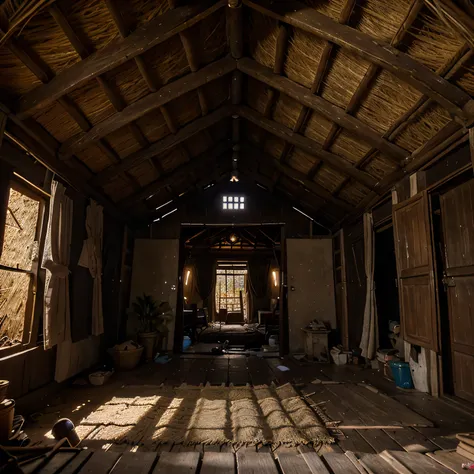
[0,381,9,403]
[113,346,144,371]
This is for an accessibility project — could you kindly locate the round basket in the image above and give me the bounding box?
[0,381,9,403]
[113,346,144,371]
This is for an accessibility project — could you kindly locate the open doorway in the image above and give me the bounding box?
[178,224,282,355]
[374,224,400,351]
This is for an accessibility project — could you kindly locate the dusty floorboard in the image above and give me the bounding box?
[22,355,474,469]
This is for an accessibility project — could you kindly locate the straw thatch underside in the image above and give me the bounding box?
[0,0,470,225]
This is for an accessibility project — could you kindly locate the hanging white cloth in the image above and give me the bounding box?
[41,181,73,349]
[78,200,104,336]
[359,212,378,360]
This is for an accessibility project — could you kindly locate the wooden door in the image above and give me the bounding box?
[333,230,349,350]
[393,192,438,351]
[286,239,336,353]
[440,179,474,403]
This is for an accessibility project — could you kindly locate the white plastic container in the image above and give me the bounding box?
[330,350,348,365]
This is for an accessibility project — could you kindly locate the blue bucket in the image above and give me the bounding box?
[183,336,192,351]
[389,361,413,389]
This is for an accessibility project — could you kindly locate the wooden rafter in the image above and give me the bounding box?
[59,56,235,158]
[15,0,226,119]
[239,163,336,224]
[237,104,379,191]
[242,143,354,213]
[121,140,233,206]
[318,0,424,189]
[48,3,151,184]
[3,25,143,191]
[168,0,210,117]
[243,0,474,123]
[238,58,407,163]
[281,0,355,165]
[94,105,233,185]
[332,47,472,198]
[255,22,289,154]
[1,103,127,222]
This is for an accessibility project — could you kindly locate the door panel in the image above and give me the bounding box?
[440,179,474,402]
[393,192,438,350]
[453,351,474,404]
[399,275,435,348]
[448,277,474,356]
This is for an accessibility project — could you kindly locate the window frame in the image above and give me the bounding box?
[215,261,248,319]
[222,195,245,211]
[0,177,47,356]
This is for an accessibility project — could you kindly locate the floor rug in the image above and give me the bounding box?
[79,383,333,448]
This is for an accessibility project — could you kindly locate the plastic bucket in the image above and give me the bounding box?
[389,361,414,389]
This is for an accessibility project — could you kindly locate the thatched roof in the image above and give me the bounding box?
[0,0,472,227]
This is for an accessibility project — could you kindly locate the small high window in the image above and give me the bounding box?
[223,196,245,210]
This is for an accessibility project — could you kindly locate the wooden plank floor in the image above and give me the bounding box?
[23,355,474,473]
[20,448,473,474]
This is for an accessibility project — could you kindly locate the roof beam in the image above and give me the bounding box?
[120,140,233,206]
[59,56,235,158]
[93,105,233,185]
[1,105,127,223]
[317,0,424,192]
[15,0,226,119]
[238,57,406,163]
[279,0,355,165]
[236,104,379,191]
[243,0,474,124]
[242,143,354,213]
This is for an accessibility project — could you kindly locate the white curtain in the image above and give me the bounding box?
[42,181,73,349]
[359,212,378,359]
[78,200,104,336]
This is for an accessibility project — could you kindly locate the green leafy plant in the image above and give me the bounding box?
[132,294,160,333]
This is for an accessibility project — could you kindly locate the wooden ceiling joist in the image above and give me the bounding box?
[15,0,226,119]
[237,105,379,191]
[94,105,233,186]
[59,56,236,158]
[243,0,474,124]
[121,140,233,206]
[238,58,406,163]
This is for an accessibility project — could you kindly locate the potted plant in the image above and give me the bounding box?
[132,294,160,360]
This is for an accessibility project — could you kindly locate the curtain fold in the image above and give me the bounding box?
[78,200,104,336]
[196,255,215,301]
[247,256,270,321]
[195,255,216,319]
[359,212,377,360]
[41,181,73,349]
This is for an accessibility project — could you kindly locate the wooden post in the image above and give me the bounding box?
[227,0,243,59]
[0,111,6,149]
[279,224,289,356]
[470,127,474,172]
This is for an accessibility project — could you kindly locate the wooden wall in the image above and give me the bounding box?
[0,141,126,397]
[129,239,180,351]
[146,181,329,239]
